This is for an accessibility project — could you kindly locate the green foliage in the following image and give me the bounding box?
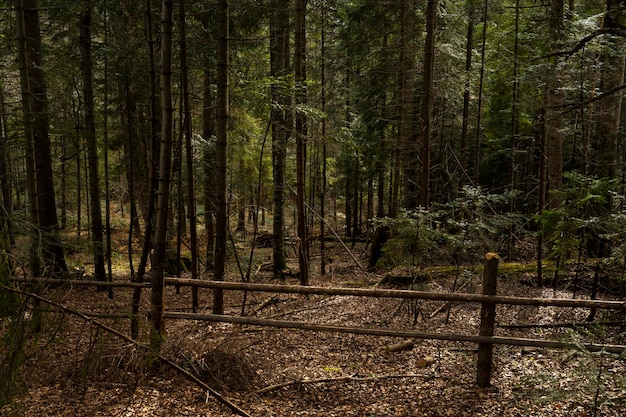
[512,327,626,415]
[374,186,524,268]
[536,172,626,261]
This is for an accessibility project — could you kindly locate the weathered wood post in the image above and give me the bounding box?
[477,252,499,388]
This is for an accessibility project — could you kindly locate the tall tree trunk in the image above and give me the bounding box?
[545,0,564,208]
[419,0,437,209]
[15,0,67,276]
[294,0,309,285]
[270,0,289,278]
[132,0,158,338]
[80,0,106,284]
[474,0,489,184]
[460,0,475,185]
[74,98,82,236]
[124,76,136,278]
[319,1,327,275]
[180,0,199,312]
[0,83,15,247]
[592,0,625,179]
[202,69,216,269]
[400,0,418,210]
[103,0,113,299]
[213,0,229,314]
[151,0,174,349]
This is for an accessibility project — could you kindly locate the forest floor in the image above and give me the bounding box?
[1,238,626,417]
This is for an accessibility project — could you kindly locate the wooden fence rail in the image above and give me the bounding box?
[12,277,626,310]
[162,311,626,355]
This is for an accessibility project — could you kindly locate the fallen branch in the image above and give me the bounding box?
[244,295,279,317]
[1,285,252,417]
[253,372,437,395]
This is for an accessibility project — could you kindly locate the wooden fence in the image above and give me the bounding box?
[9,253,626,387]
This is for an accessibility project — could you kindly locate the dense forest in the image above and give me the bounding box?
[1,0,626,415]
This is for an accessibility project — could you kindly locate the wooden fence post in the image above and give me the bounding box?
[477,252,499,388]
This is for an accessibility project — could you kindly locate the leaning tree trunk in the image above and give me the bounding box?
[213,0,229,314]
[80,0,106,284]
[150,0,174,350]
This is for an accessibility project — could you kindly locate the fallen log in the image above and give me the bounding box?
[384,339,417,353]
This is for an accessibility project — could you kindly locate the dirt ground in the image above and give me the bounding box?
[1,245,626,417]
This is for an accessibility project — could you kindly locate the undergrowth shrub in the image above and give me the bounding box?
[373,186,525,268]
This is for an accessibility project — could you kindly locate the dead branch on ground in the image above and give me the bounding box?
[1,285,253,417]
[252,372,441,395]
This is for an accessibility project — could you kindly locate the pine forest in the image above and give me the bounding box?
[1,1,626,416]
